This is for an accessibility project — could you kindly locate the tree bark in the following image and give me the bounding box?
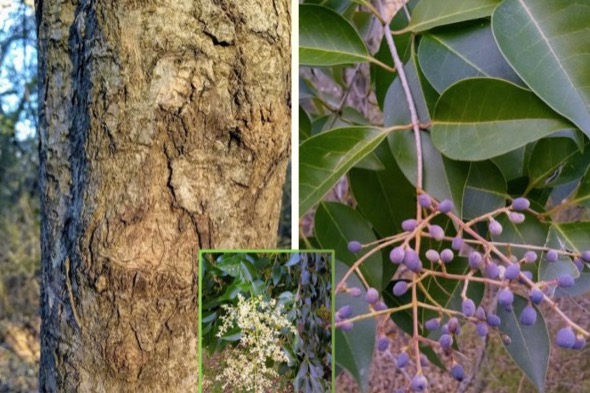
[37,1,290,391]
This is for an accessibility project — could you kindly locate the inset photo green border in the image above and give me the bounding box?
[198,250,335,393]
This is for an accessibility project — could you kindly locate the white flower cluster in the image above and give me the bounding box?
[215,293,297,393]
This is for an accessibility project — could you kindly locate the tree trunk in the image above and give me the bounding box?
[36,1,290,391]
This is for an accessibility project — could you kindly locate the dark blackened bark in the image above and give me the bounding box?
[37,1,290,391]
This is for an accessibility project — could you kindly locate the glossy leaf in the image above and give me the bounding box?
[432,78,576,161]
[300,5,372,66]
[300,127,389,215]
[389,131,468,216]
[407,0,501,33]
[314,202,383,290]
[418,21,523,94]
[349,142,415,238]
[491,147,528,182]
[527,137,580,190]
[493,0,590,136]
[334,261,375,393]
[497,295,549,393]
[571,164,590,208]
[462,161,507,219]
[549,223,590,298]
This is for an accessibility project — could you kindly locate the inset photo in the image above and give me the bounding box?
[199,251,334,393]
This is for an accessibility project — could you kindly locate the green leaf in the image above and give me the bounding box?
[335,261,375,393]
[491,147,528,182]
[497,295,549,393]
[389,131,469,217]
[418,21,523,94]
[349,141,415,238]
[548,223,590,298]
[527,137,580,190]
[571,163,590,208]
[300,5,372,66]
[300,126,389,215]
[432,78,576,161]
[492,0,590,137]
[314,202,383,290]
[407,0,501,33]
[462,161,507,219]
[300,106,312,142]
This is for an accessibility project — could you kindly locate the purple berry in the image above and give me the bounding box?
[418,194,432,208]
[451,364,465,381]
[451,236,464,251]
[487,314,501,327]
[424,318,440,331]
[420,354,429,367]
[410,374,428,392]
[393,281,409,297]
[337,305,353,319]
[440,249,454,263]
[348,287,362,297]
[402,219,418,232]
[396,352,410,368]
[546,250,559,262]
[347,240,362,253]
[556,327,576,348]
[377,336,389,352]
[498,288,514,309]
[365,287,379,304]
[475,306,486,320]
[462,298,476,317]
[389,246,405,264]
[425,249,440,263]
[404,249,423,272]
[429,225,445,241]
[469,251,483,269]
[529,288,544,305]
[476,322,489,337]
[485,262,500,279]
[438,199,454,214]
[489,220,503,236]
[524,251,538,263]
[557,274,575,288]
[581,251,590,262]
[441,324,449,335]
[512,197,530,211]
[508,212,525,224]
[339,321,353,331]
[574,258,584,272]
[504,263,521,280]
[519,270,533,283]
[447,317,460,334]
[519,305,537,326]
[439,334,453,349]
[573,336,586,350]
[374,301,387,311]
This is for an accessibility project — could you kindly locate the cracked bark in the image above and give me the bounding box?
[37,0,290,391]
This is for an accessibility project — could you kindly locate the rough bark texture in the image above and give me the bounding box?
[37,0,290,391]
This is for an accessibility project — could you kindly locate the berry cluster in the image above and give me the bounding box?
[335,194,589,392]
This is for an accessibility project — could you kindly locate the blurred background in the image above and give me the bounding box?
[0,1,40,392]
